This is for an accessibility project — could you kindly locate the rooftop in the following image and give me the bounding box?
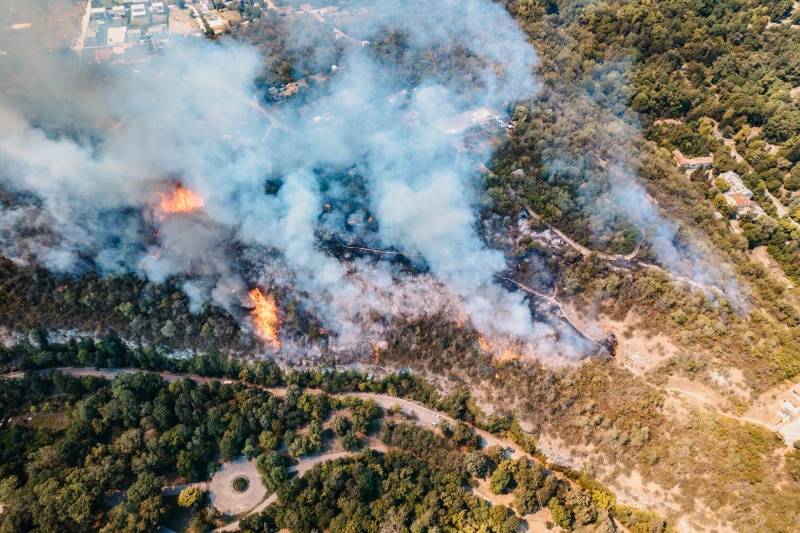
[107,26,128,46]
[672,150,713,166]
[437,108,502,135]
[726,193,752,207]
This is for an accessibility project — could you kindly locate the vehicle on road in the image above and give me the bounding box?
[506,446,516,453]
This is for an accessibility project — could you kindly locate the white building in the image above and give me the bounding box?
[719,171,753,198]
[131,4,148,20]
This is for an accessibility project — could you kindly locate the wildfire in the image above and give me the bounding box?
[158,185,204,214]
[477,333,520,362]
[248,288,281,350]
[371,344,380,364]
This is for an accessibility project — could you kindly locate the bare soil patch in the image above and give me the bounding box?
[752,245,793,287]
[169,8,200,35]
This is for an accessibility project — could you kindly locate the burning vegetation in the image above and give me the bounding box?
[248,288,281,350]
[477,333,521,362]
[158,185,204,214]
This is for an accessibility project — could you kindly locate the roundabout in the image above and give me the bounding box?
[207,457,266,516]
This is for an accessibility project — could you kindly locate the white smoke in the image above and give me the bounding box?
[0,0,576,356]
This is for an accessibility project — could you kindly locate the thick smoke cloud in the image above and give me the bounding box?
[0,0,568,356]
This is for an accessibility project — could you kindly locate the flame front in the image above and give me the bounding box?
[159,185,204,213]
[249,288,280,349]
[477,333,519,362]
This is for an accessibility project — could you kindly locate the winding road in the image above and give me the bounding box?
[4,367,619,531]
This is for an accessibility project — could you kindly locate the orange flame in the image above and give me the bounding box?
[477,333,520,362]
[159,185,204,214]
[371,343,380,364]
[248,288,280,349]
[477,334,490,352]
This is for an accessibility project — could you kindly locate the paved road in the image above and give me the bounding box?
[211,449,386,532]
[6,368,631,531]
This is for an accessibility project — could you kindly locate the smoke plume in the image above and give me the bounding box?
[1,0,572,356]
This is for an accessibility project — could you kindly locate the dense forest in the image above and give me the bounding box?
[0,355,668,533]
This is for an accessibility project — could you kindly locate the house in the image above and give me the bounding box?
[126,27,142,42]
[207,18,229,34]
[437,108,503,135]
[725,193,755,215]
[672,150,713,169]
[107,25,128,46]
[724,192,765,217]
[131,4,148,20]
[719,171,752,198]
[95,48,113,62]
[146,24,165,37]
[90,7,107,21]
[280,78,309,97]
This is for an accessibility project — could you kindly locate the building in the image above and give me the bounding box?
[719,171,752,198]
[207,18,229,35]
[725,193,754,214]
[724,192,765,217]
[131,3,148,20]
[151,2,165,14]
[107,26,128,46]
[146,24,166,37]
[127,27,142,42]
[436,108,505,135]
[111,5,127,19]
[90,7,107,21]
[672,150,713,169]
[95,48,113,62]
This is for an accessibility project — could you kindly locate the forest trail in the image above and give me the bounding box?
[664,387,776,430]
[517,198,642,262]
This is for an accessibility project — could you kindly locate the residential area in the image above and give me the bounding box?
[75,0,250,62]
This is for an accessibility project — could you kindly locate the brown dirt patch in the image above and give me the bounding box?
[751,246,793,287]
[169,8,200,35]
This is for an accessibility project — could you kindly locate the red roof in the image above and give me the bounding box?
[95,49,113,62]
[727,193,752,207]
[672,150,712,166]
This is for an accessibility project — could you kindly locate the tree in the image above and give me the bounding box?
[128,472,163,504]
[485,444,506,465]
[340,430,360,451]
[331,414,350,437]
[549,497,572,529]
[256,451,288,489]
[464,451,490,478]
[490,465,513,494]
[178,486,204,508]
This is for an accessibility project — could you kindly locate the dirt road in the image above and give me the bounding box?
[518,199,642,262]
[73,0,91,55]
